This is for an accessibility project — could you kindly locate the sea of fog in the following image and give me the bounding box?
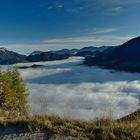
[15,57,140,120]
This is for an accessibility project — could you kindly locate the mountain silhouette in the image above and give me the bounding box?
[84,37,140,73]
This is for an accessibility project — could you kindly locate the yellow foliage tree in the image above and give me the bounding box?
[0,67,28,119]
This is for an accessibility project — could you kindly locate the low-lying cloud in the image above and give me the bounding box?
[17,57,140,120]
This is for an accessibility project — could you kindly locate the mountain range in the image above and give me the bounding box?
[1,36,140,73]
[84,36,140,73]
[0,46,110,65]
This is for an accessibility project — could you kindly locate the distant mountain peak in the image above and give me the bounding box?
[0,48,7,52]
[30,51,43,56]
[121,36,140,48]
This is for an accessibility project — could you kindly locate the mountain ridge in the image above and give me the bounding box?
[0,46,110,65]
[84,36,140,73]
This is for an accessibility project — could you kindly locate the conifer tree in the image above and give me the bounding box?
[8,68,28,117]
[0,69,17,118]
[0,67,28,119]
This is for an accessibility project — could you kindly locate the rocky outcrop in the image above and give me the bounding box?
[0,132,82,140]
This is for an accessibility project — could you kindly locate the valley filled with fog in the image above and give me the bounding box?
[16,57,140,120]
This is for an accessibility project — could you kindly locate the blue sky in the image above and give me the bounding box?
[0,0,140,53]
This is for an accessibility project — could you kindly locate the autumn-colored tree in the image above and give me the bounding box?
[0,67,28,119]
[8,68,28,116]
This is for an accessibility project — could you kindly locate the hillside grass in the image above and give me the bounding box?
[0,115,139,140]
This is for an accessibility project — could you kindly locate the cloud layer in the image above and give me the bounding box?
[16,57,140,120]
